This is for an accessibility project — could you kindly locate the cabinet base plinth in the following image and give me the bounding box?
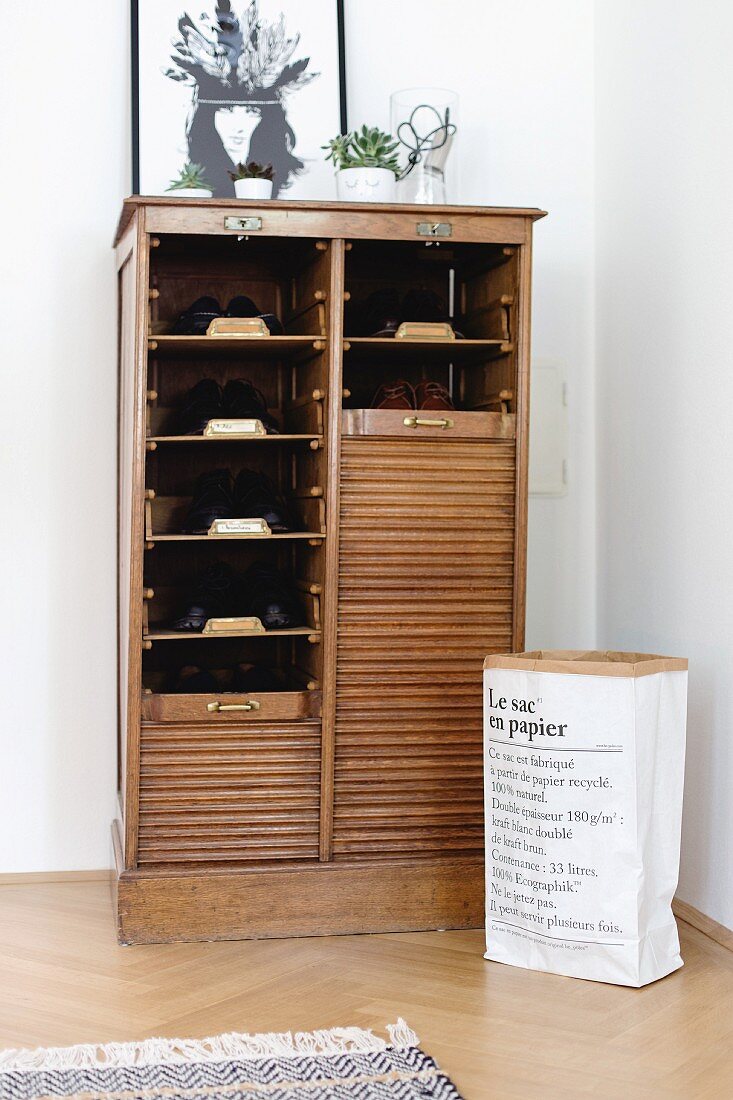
[113,848,484,945]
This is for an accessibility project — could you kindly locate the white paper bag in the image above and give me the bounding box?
[483,651,688,987]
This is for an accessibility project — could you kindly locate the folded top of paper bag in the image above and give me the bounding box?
[484,650,688,678]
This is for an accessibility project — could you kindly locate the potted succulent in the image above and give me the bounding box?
[166,162,213,198]
[228,161,275,200]
[323,126,400,202]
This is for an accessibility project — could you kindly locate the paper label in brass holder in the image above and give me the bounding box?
[202,616,266,635]
[395,321,456,341]
[207,517,272,537]
[205,317,270,337]
[203,418,267,437]
[224,215,263,233]
[416,221,452,238]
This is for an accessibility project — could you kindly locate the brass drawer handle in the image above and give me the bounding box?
[207,700,261,713]
[403,416,454,430]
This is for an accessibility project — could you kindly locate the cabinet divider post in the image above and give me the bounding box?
[319,238,346,862]
[511,224,533,650]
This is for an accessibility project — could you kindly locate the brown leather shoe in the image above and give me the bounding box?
[371,380,416,409]
[415,380,455,411]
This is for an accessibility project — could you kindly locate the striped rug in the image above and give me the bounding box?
[0,1020,463,1100]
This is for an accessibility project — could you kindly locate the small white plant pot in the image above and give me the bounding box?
[167,187,213,198]
[336,167,396,203]
[234,178,274,200]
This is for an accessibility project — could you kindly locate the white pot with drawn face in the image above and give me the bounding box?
[336,167,396,202]
[215,105,260,166]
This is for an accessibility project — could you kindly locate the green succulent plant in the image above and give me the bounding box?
[323,133,353,169]
[228,161,275,182]
[322,126,401,176]
[166,162,212,191]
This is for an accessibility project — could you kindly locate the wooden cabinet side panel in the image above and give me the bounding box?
[116,217,148,868]
[116,234,135,833]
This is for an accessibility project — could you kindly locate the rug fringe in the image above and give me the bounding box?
[0,1019,419,1074]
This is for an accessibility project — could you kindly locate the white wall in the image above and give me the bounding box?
[346,1,597,650]
[0,1,596,873]
[595,1,733,929]
[0,7,130,872]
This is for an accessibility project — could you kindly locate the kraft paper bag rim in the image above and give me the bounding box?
[483,650,688,678]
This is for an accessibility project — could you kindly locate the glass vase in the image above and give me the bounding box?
[390,88,458,204]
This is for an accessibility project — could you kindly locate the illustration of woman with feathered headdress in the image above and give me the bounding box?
[165,2,319,197]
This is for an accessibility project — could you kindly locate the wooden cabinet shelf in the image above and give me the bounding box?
[144,627,321,642]
[114,196,544,945]
[343,337,512,365]
[146,434,323,446]
[146,532,325,543]
[148,335,325,359]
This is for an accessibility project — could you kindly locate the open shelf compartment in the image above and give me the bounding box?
[149,233,330,338]
[342,237,520,436]
[144,488,325,543]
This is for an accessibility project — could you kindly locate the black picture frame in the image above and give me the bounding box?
[131,0,348,196]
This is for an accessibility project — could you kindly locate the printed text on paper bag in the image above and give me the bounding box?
[486,686,627,944]
[486,689,567,741]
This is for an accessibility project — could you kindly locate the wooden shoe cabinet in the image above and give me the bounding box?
[113,198,545,944]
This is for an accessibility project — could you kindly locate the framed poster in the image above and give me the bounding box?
[132,1,347,198]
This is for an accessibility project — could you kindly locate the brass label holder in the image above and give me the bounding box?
[395,321,455,341]
[202,616,266,635]
[417,221,452,238]
[224,216,263,232]
[203,418,266,437]
[207,517,272,537]
[206,317,270,337]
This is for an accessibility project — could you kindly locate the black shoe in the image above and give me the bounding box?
[400,289,463,336]
[171,562,236,632]
[233,663,285,693]
[242,562,304,630]
[401,288,448,322]
[225,295,284,336]
[181,469,234,533]
[233,469,292,532]
[171,665,219,693]
[222,379,279,434]
[171,296,222,336]
[176,378,224,435]
[361,288,401,337]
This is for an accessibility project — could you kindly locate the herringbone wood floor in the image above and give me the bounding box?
[0,882,731,1099]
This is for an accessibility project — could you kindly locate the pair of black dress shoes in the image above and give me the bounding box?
[348,287,463,338]
[182,468,292,534]
[171,663,284,694]
[177,378,279,436]
[172,295,283,336]
[172,561,303,632]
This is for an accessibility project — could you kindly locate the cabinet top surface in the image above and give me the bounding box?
[115,195,546,245]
